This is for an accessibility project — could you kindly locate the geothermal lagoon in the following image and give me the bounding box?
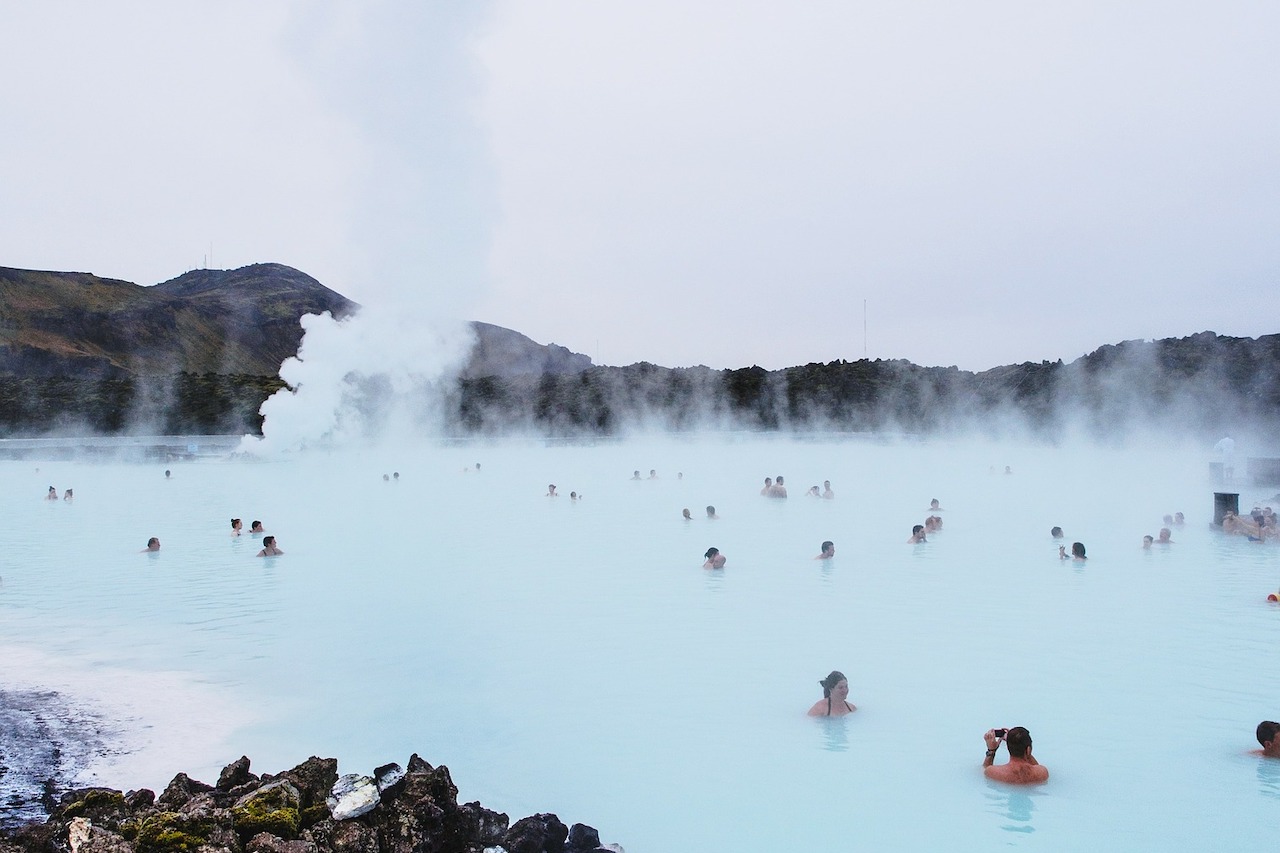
[3,435,1279,851]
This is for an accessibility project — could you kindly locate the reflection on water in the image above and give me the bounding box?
[1257,758,1280,799]
[816,717,849,753]
[984,784,1037,834]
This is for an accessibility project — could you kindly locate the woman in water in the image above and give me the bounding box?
[249,521,265,535]
[231,518,243,537]
[807,671,857,717]
[703,547,726,568]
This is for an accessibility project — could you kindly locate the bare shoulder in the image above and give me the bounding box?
[806,700,827,717]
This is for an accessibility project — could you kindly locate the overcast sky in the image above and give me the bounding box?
[2,2,1277,371]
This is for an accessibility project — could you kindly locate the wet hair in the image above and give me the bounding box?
[821,541,834,553]
[704,547,719,559]
[1005,726,1032,757]
[818,670,846,698]
[930,498,940,507]
[912,524,924,535]
[1143,535,1154,544]
[1050,526,1063,538]
[1258,721,1280,747]
[1072,542,1086,558]
[682,508,692,519]
[251,520,262,529]
[706,505,716,516]
[231,518,241,528]
[263,536,275,547]
[146,537,159,548]
[775,476,784,484]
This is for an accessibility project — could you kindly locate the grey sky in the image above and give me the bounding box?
[2,2,1276,371]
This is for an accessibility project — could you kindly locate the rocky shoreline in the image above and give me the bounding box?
[0,753,622,853]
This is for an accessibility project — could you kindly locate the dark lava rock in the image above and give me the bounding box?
[156,773,215,810]
[566,823,601,852]
[504,813,569,853]
[277,758,338,811]
[217,757,256,792]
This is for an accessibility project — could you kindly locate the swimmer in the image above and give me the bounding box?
[1059,542,1087,561]
[928,498,942,511]
[231,518,243,537]
[1255,721,1280,759]
[806,485,820,497]
[807,671,856,717]
[382,474,389,482]
[546,484,558,497]
[1174,511,1185,526]
[678,472,683,480]
[706,505,719,519]
[760,477,773,496]
[631,470,642,480]
[164,469,171,479]
[983,727,1048,784]
[703,547,726,569]
[908,524,927,544]
[1050,526,1064,539]
[1163,514,1174,527]
[924,515,942,533]
[63,488,73,502]
[1142,535,1154,549]
[1157,528,1173,544]
[256,536,284,557]
[648,469,658,480]
[1004,466,1013,475]
[770,475,788,498]
[393,472,400,481]
[682,508,692,520]
[45,486,57,501]
[570,491,579,500]
[142,537,160,552]
[815,540,835,560]
[822,480,834,499]
[249,521,265,534]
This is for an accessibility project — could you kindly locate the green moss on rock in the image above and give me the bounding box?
[134,812,215,853]
[63,790,128,818]
[299,804,330,829]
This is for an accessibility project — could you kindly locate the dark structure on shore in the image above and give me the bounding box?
[3,263,1279,441]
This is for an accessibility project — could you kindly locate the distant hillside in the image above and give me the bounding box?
[1,262,1277,442]
[0,263,357,377]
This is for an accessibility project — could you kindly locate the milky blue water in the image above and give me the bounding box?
[3,435,1280,851]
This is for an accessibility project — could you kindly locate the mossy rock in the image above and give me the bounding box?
[134,812,216,853]
[63,790,128,818]
[231,780,301,840]
[299,804,330,829]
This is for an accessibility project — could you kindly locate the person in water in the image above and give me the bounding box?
[929,498,942,511]
[703,547,726,568]
[546,484,558,497]
[250,521,265,534]
[164,469,171,479]
[143,537,160,552]
[63,488,73,502]
[45,486,57,500]
[908,524,927,544]
[1255,721,1280,758]
[706,505,719,519]
[1174,511,1185,526]
[1157,527,1173,544]
[256,536,284,557]
[807,671,856,717]
[648,469,658,480]
[806,485,821,497]
[231,518,243,537]
[770,476,788,498]
[631,470,642,480]
[1142,535,1154,549]
[983,727,1048,784]
[1059,542,1087,561]
[682,508,692,520]
[815,541,835,559]
[1050,526,1064,539]
[760,477,773,496]
[822,480,834,499]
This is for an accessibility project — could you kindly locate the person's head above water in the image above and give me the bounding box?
[702,546,726,567]
[819,670,847,698]
[231,518,242,530]
[1050,526,1064,539]
[145,537,160,551]
[706,505,717,518]
[682,508,692,520]
[250,521,263,532]
[1257,721,1280,757]
[1071,542,1086,558]
[1142,535,1154,548]
[1004,726,1033,758]
[818,540,835,558]
[930,498,940,509]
